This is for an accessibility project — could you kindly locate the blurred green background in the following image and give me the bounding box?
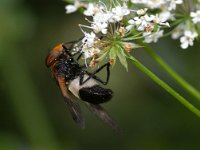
[1,0,200,150]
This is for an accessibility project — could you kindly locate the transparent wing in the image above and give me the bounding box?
[57,76,85,128]
[85,102,120,132]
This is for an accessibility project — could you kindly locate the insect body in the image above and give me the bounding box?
[46,40,118,130]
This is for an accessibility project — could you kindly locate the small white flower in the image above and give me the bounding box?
[84,3,102,16]
[91,22,108,34]
[146,0,166,9]
[133,17,142,26]
[190,10,200,24]
[136,8,148,15]
[167,0,183,11]
[126,19,135,31]
[180,31,198,49]
[82,47,100,59]
[65,5,78,14]
[134,14,154,31]
[90,11,112,34]
[93,12,111,24]
[143,14,154,22]
[112,3,130,22]
[152,14,170,27]
[144,30,164,43]
[81,31,100,59]
[82,32,96,47]
[158,11,171,22]
[81,10,111,34]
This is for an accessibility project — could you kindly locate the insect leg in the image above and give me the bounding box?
[76,53,83,61]
[62,41,77,51]
[79,62,110,85]
[86,72,108,85]
[62,37,82,50]
[62,39,82,57]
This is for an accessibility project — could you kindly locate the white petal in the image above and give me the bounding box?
[126,25,133,31]
[181,42,189,49]
[65,5,78,14]
[128,19,135,24]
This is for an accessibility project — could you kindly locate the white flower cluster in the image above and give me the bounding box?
[65,0,200,57]
[126,11,169,43]
[81,32,100,59]
[131,0,200,49]
[78,2,131,59]
[65,1,171,59]
[172,24,198,49]
[81,3,130,34]
[169,9,200,49]
[131,0,183,10]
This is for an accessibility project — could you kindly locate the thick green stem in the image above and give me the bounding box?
[143,44,200,101]
[128,55,200,118]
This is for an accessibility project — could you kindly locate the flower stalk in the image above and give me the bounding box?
[127,55,200,118]
[142,44,200,101]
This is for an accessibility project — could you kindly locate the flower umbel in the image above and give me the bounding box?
[65,0,173,69]
[65,0,200,70]
[64,0,200,122]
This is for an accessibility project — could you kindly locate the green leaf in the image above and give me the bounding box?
[116,45,128,71]
[109,46,117,67]
[97,48,110,62]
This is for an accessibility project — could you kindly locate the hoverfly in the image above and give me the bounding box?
[46,39,119,130]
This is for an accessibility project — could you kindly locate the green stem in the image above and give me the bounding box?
[123,35,146,41]
[128,55,200,117]
[142,44,200,101]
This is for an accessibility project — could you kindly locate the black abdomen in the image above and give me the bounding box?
[79,85,113,104]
